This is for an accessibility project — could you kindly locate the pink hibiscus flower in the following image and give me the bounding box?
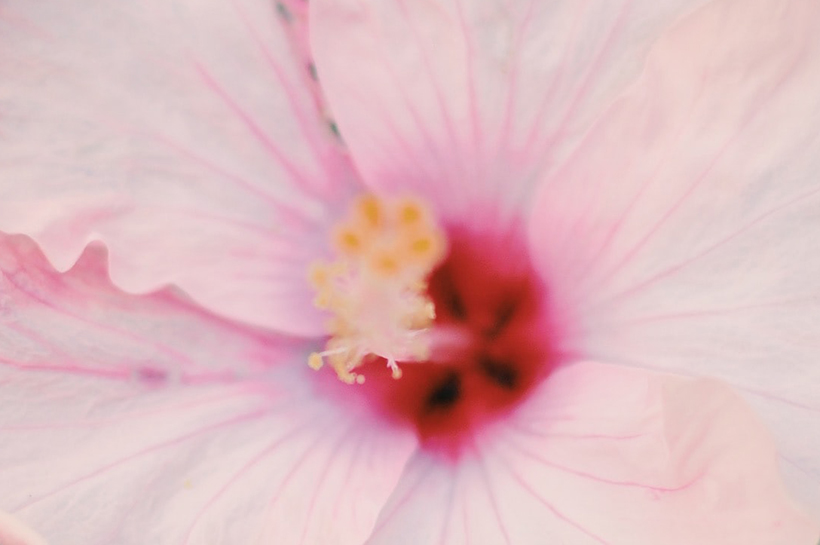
[1,0,819,543]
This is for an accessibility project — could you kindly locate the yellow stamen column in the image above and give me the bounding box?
[307,194,447,384]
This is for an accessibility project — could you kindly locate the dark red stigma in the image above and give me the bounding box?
[356,227,555,455]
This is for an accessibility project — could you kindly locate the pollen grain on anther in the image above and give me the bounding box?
[306,193,447,384]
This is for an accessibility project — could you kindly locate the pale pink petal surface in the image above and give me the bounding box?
[524,0,820,514]
[0,511,48,545]
[0,234,415,544]
[368,363,818,544]
[1,232,814,543]
[1,0,819,542]
[0,0,357,335]
[310,0,712,222]
[312,0,820,518]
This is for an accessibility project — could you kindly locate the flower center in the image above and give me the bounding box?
[371,227,554,448]
[307,194,446,384]
[309,195,555,449]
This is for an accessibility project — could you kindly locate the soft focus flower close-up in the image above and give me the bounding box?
[1,0,819,543]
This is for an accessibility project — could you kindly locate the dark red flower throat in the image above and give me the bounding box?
[358,228,555,451]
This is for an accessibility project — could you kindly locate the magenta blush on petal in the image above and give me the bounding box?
[346,226,559,455]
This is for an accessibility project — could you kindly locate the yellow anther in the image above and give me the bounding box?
[335,367,358,384]
[370,251,401,277]
[308,263,330,289]
[409,235,436,261]
[325,317,345,335]
[306,193,447,384]
[403,230,444,265]
[308,352,324,370]
[313,290,333,309]
[356,194,383,229]
[412,237,431,253]
[333,226,365,256]
[396,199,424,226]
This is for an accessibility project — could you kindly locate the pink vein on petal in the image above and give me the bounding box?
[523,0,629,155]
[597,296,820,329]
[140,204,282,240]
[395,0,464,173]
[12,404,277,513]
[553,81,705,291]
[576,354,820,414]
[502,435,699,493]
[436,460,460,545]
[182,413,321,544]
[261,418,359,538]
[493,0,537,172]
[102,397,300,543]
[584,49,806,299]
[780,455,820,481]
[739,387,820,413]
[502,461,611,544]
[547,0,633,148]
[296,423,369,545]
[586,183,820,312]
[2,268,198,369]
[371,109,442,185]
[229,0,330,173]
[0,381,278,431]
[192,62,320,194]
[460,484,472,545]
[471,442,512,545]
[453,0,483,175]
[358,0,454,184]
[507,421,648,442]
[5,320,89,365]
[571,65,713,290]
[519,0,588,154]
[0,356,129,380]
[148,132,319,226]
[369,456,436,536]
[328,427,373,521]
[0,386,272,431]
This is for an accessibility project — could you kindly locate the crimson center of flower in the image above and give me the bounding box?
[309,195,553,447]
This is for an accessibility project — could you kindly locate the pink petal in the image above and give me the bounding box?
[527,0,820,515]
[0,511,48,545]
[0,234,415,544]
[368,362,819,544]
[310,0,711,223]
[0,0,360,335]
